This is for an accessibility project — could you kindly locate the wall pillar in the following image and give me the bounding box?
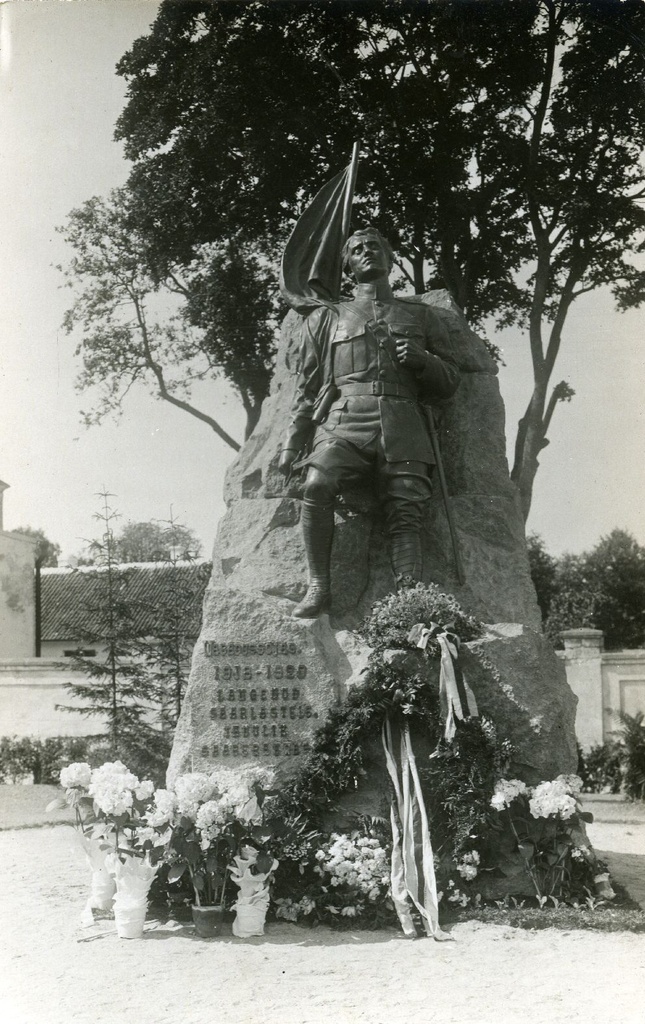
[560,628,604,749]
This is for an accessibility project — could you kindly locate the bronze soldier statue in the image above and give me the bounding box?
[279,226,460,618]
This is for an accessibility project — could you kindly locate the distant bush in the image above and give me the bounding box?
[620,713,645,802]
[577,741,624,794]
[0,731,172,787]
[0,736,94,784]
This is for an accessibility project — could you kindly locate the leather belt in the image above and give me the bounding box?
[337,381,416,399]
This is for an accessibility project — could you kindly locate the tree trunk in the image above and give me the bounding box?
[511,383,548,522]
[243,398,263,440]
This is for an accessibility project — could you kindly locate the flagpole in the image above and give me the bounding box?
[341,141,360,243]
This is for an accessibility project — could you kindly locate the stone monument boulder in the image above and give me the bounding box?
[169,292,576,786]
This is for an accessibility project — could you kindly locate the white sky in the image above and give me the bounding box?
[1,0,644,561]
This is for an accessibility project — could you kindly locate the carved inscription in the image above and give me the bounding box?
[202,639,320,760]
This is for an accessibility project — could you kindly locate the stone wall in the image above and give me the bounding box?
[560,629,645,747]
[0,659,104,738]
[0,530,37,658]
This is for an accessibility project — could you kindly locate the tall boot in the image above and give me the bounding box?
[293,499,335,617]
[390,531,422,590]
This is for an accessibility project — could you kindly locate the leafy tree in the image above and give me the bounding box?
[14,527,61,567]
[59,191,278,445]
[546,529,645,650]
[114,519,202,564]
[526,532,558,622]
[100,0,645,518]
[77,517,203,565]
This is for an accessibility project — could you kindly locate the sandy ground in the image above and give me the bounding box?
[1,795,645,1024]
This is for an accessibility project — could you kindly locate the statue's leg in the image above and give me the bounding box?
[381,461,432,589]
[293,466,337,618]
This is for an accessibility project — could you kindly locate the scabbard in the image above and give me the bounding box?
[422,406,466,585]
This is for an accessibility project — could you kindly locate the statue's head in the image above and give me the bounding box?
[342,227,394,280]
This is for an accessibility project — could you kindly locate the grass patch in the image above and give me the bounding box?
[448,883,645,933]
[0,784,74,830]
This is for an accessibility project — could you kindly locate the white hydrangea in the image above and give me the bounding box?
[89,761,140,816]
[146,788,178,828]
[135,780,154,802]
[195,798,228,849]
[59,762,91,790]
[173,772,216,819]
[529,776,580,820]
[490,779,528,811]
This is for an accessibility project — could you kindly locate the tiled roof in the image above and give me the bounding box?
[41,561,211,640]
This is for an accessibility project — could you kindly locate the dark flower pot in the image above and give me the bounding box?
[191,904,224,938]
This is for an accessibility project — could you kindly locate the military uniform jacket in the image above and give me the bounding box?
[284,296,460,464]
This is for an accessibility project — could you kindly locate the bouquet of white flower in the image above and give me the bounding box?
[51,759,158,930]
[144,765,277,937]
[489,773,597,902]
[313,832,391,919]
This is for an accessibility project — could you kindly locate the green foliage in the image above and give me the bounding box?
[0,734,171,789]
[87,730,172,790]
[59,189,277,446]
[271,819,397,930]
[110,0,645,516]
[546,529,645,649]
[0,735,93,785]
[487,790,595,902]
[577,741,624,795]
[360,583,483,654]
[620,712,645,802]
[82,519,203,565]
[526,532,558,623]
[277,585,500,874]
[14,526,61,567]
[419,718,514,862]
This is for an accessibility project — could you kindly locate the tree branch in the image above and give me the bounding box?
[131,293,241,451]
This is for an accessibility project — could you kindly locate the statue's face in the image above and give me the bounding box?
[346,233,390,282]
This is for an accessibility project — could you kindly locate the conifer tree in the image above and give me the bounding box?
[58,491,160,760]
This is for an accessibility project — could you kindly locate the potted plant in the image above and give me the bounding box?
[145,767,278,938]
[229,844,279,937]
[49,759,156,933]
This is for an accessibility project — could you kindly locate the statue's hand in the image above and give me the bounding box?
[395,339,428,372]
[278,449,298,476]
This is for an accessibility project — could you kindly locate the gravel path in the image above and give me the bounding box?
[2,822,645,1024]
